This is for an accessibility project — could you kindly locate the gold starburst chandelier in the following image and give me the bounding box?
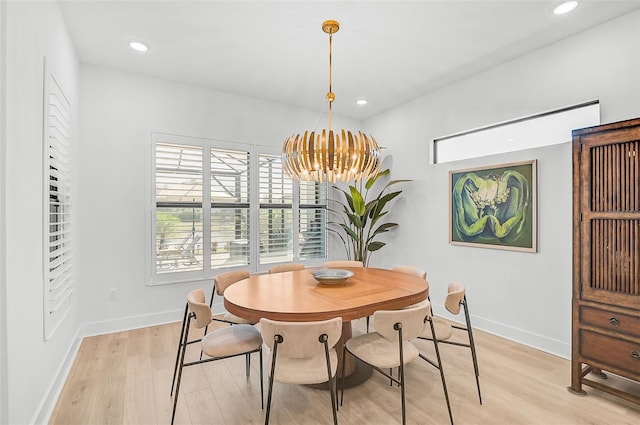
[282,20,381,183]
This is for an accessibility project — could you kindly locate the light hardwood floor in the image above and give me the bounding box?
[50,318,640,424]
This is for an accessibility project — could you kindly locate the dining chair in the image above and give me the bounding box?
[260,317,343,425]
[391,264,426,280]
[209,269,252,325]
[418,281,482,404]
[171,289,264,425]
[341,302,454,425]
[268,263,305,273]
[391,264,432,314]
[324,260,364,268]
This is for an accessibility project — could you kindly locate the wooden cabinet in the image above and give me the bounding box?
[571,118,640,405]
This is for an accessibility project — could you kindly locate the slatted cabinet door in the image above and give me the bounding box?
[579,134,640,308]
[572,117,640,406]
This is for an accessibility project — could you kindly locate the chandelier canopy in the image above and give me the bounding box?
[282,20,381,183]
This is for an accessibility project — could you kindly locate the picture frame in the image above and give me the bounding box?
[449,160,537,252]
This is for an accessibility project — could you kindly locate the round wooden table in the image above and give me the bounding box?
[224,267,429,385]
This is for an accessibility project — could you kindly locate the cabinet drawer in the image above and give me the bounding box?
[580,330,640,378]
[581,306,640,338]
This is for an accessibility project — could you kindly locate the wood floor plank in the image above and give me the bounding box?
[49,318,640,424]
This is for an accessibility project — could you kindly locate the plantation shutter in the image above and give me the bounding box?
[155,143,203,273]
[258,154,293,264]
[43,71,73,340]
[210,148,250,268]
[299,180,327,259]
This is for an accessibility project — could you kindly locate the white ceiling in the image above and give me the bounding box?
[58,0,640,121]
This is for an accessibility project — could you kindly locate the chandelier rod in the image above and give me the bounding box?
[328,28,334,132]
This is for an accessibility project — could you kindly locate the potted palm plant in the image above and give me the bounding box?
[329,169,410,266]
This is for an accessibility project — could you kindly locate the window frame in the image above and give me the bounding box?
[149,133,327,285]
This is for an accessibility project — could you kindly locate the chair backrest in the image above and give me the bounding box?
[391,265,427,280]
[373,302,430,341]
[187,289,212,329]
[268,263,305,273]
[324,260,364,268]
[260,317,342,358]
[214,270,250,295]
[444,282,465,315]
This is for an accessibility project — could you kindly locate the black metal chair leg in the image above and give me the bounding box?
[264,337,280,425]
[171,314,191,425]
[464,300,482,405]
[171,303,189,396]
[430,321,454,425]
[340,346,348,406]
[259,349,264,410]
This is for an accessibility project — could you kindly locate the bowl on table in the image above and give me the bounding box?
[312,269,354,285]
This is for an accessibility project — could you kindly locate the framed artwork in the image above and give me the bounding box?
[449,160,537,252]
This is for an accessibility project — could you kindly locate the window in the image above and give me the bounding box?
[211,148,250,268]
[431,100,600,164]
[151,134,326,283]
[43,70,73,340]
[155,143,203,272]
[259,154,293,264]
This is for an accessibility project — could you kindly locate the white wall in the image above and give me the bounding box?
[3,1,80,424]
[77,65,359,334]
[0,1,8,423]
[365,10,640,358]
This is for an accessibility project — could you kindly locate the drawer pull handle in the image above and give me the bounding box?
[609,317,620,327]
[632,350,640,360]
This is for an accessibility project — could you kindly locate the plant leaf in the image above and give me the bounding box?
[350,186,366,216]
[374,191,402,216]
[381,179,412,192]
[370,211,388,228]
[340,223,359,242]
[346,211,363,228]
[371,222,398,237]
[365,168,390,190]
[367,241,386,252]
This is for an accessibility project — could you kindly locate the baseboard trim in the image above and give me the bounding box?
[80,308,184,338]
[431,304,570,360]
[33,328,83,425]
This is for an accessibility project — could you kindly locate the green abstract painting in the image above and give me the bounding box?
[450,160,537,252]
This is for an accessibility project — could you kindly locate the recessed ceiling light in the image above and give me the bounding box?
[356,99,368,106]
[553,1,578,15]
[129,41,149,52]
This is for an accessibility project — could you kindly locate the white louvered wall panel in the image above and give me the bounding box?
[43,69,73,340]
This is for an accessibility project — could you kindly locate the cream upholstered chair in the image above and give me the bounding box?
[324,260,364,268]
[260,317,342,425]
[392,265,431,313]
[391,264,426,280]
[171,289,264,425]
[419,282,482,404]
[268,263,305,273]
[341,302,453,425]
[209,269,252,325]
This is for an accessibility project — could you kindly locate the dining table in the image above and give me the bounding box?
[223,267,429,386]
